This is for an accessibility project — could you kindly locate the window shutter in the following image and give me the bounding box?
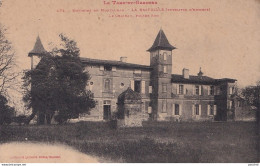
[176,84,179,94]
[179,104,182,115]
[207,105,210,115]
[193,86,195,95]
[99,100,103,111]
[141,81,145,94]
[164,53,167,60]
[199,86,202,95]
[163,66,167,73]
[199,105,201,115]
[149,86,152,93]
[172,104,175,115]
[99,65,104,71]
[148,107,152,114]
[192,105,195,115]
[183,85,186,94]
[214,105,217,115]
[112,101,116,111]
[112,66,116,71]
[207,86,210,95]
[131,80,135,90]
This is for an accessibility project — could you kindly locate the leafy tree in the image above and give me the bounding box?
[0,94,15,125]
[23,34,95,124]
[242,81,260,123]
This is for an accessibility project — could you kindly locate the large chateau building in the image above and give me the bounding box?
[29,29,237,122]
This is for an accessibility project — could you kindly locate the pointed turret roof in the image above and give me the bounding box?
[28,36,47,57]
[147,29,176,52]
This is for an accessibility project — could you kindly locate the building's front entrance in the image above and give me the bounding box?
[103,100,111,120]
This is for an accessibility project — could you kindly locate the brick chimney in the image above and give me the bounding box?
[120,57,127,63]
[182,68,189,79]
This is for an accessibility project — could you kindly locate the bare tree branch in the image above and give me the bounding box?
[0,24,20,97]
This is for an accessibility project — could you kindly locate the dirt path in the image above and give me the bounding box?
[0,142,100,163]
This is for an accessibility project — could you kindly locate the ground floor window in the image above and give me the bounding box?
[162,100,167,113]
[175,104,180,115]
[195,104,200,115]
[103,100,111,120]
[209,105,214,115]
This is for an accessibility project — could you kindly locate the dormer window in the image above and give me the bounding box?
[104,65,112,71]
[195,85,200,95]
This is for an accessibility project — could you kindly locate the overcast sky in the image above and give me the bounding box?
[0,0,260,88]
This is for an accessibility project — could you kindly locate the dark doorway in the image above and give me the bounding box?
[103,105,111,120]
[134,80,141,93]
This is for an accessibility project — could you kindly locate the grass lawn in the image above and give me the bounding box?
[0,121,259,163]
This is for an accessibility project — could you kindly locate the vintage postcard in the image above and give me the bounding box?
[0,0,259,164]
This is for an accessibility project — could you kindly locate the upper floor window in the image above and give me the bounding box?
[229,87,234,95]
[104,79,111,91]
[195,85,200,95]
[163,52,167,61]
[179,85,184,95]
[134,80,141,93]
[163,66,167,73]
[104,65,112,71]
[162,84,167,93]
[210,86,214,95]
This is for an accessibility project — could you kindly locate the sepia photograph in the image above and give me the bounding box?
[0,0,259,164]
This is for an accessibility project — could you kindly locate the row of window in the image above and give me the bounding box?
[89,80,233,97]
[162,84,215,95]
[151,52,168,59]
[175,84,215,95]
[99,65,142,74]
[174,85,235,96]
[162,103,217,116]
[87,79,152,94]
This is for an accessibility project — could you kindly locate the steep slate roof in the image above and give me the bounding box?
[80,57,152,70]
[118,87,142,104]
[147,29,176,52]
[171,74,236,85]
[28,36,47,57]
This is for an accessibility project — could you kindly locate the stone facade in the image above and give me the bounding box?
[29,29,237,123]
